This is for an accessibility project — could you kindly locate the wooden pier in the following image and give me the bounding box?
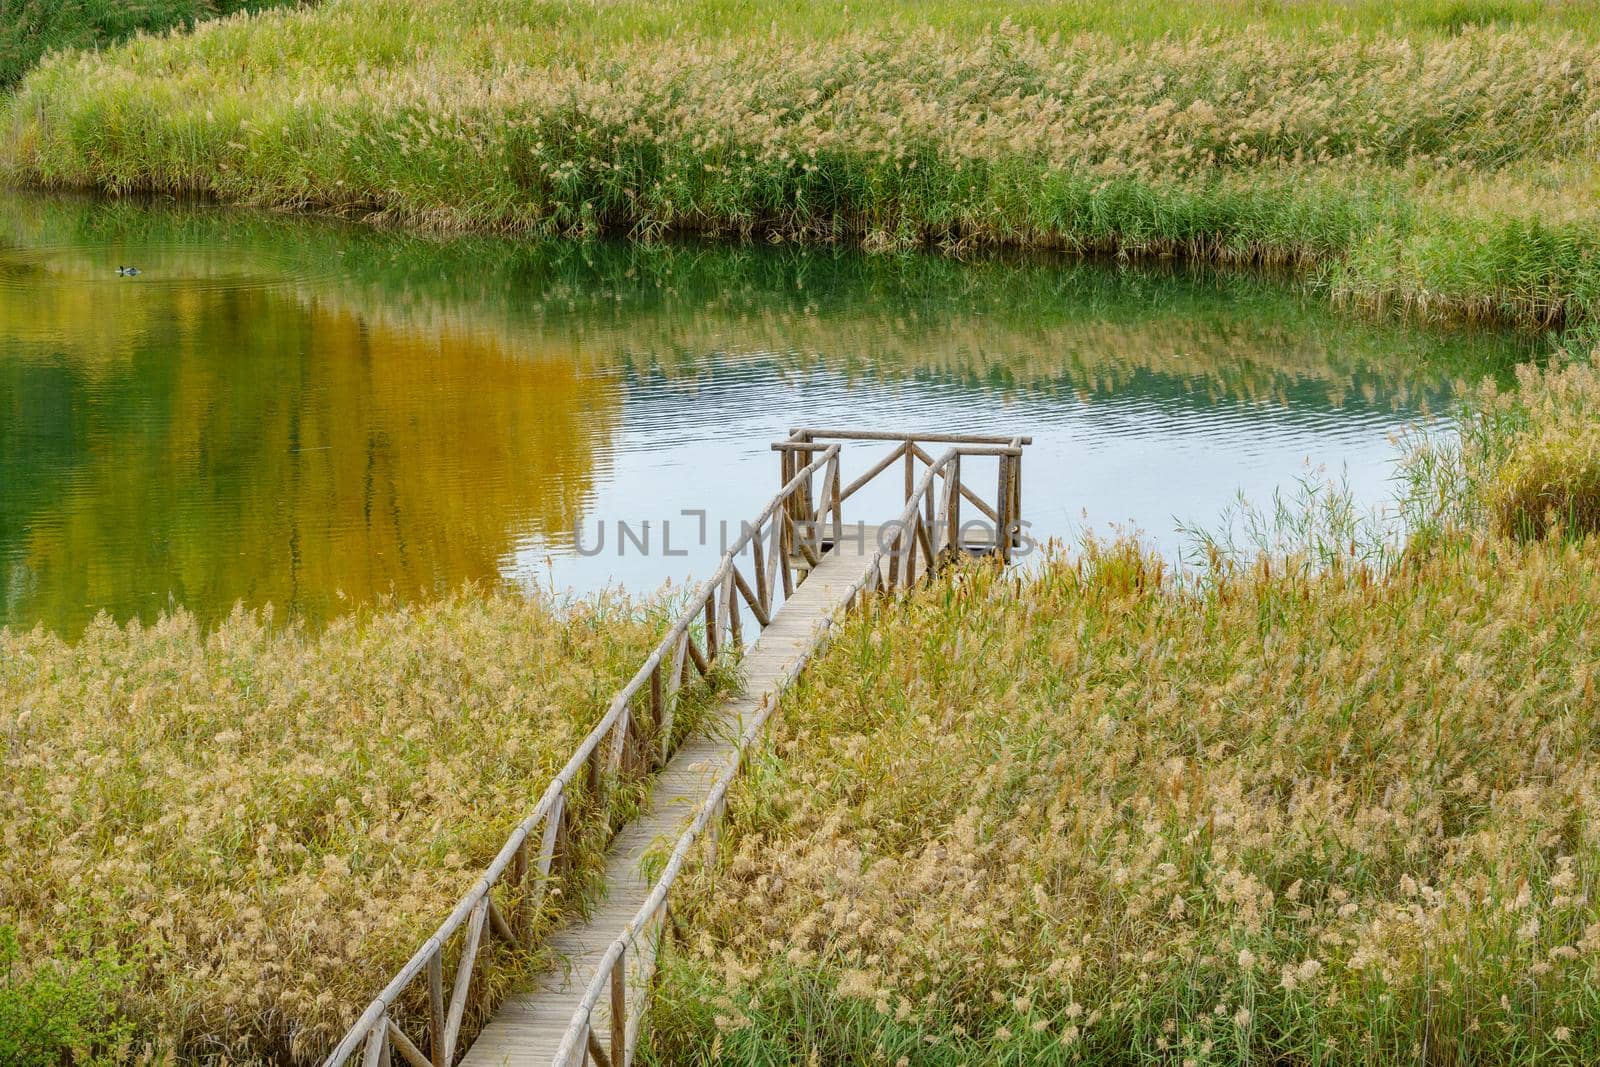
[321,430,1029,1067]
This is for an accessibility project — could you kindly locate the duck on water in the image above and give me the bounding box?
[117,266,140,276]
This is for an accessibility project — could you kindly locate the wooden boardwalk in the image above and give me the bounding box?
[460,529,884,1067]
[319,431,1028,1067]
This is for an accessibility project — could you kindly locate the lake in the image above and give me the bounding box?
[0,192,1540,635]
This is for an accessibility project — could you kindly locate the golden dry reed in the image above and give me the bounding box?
[6,2,1600,326]
[648,365,1600,1064]
[0,590,673,1063]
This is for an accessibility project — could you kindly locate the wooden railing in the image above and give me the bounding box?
[549,431,1029,1067]
[320,447,846,1067]
[776,428,1029,569]
[320,430,1028,1067]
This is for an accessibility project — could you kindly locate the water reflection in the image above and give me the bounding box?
[0,192,1541,635]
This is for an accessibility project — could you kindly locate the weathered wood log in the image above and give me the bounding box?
[609,951,627,1065]
[427,950,446,1067]
[751,524,770,616]
[780,427,1031,446]
[685,630,710,678]
[732,566,771,628]
[703,588,717,660]
[487,897,517,947]
[362,1019,388,1067]
[838,440,907,504]
[387,1021,431,1067]
[442,899,487,1061]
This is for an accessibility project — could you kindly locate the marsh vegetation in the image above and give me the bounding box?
[647,360,1600,1066]
[0,590,722,1063]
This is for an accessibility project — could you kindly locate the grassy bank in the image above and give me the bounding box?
[0,0,303,91]
[0,589,710,1064]
[646,361,1600,1065]
[5,1,1600,327]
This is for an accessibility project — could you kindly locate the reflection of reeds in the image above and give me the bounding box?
[7,11,1600,326]
[1,193,1534,411]
[0,205,624,635]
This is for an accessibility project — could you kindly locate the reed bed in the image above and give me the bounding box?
[0,0,302,90]
[647,362,1600,1065]
[0,589,702,1064]
[5,4,1600,327]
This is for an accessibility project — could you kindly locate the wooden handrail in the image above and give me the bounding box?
[320,448,844,1067]
[785,427,1034,446]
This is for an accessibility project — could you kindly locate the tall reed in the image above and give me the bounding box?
[1,588,701,1063]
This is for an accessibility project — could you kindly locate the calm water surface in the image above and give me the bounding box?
[0,192,1539,635]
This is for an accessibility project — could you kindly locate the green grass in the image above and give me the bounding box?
[5,1,1600,328]
[0,0,304,90]
[0,926,132,1067]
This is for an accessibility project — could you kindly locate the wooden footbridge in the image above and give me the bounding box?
[321,429,1029,1067]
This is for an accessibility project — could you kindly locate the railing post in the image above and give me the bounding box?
[362,1018,390,1067]
[703,587,717,660]
[828,450,843,548]
[648,662,664,753]
[610,950,627,1064]
[801,445,817,533]
[428,949,446,1067]
[751,521,769,614]
[903,442,915,504]
[947,453,961,556]
[511,838,528,903]
[886,526,901,593]
[442,898,487,1063]
[1011,448,1022,551]
[904,516,918,586]
[997,454,1013,563]
[779,444,794,520]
